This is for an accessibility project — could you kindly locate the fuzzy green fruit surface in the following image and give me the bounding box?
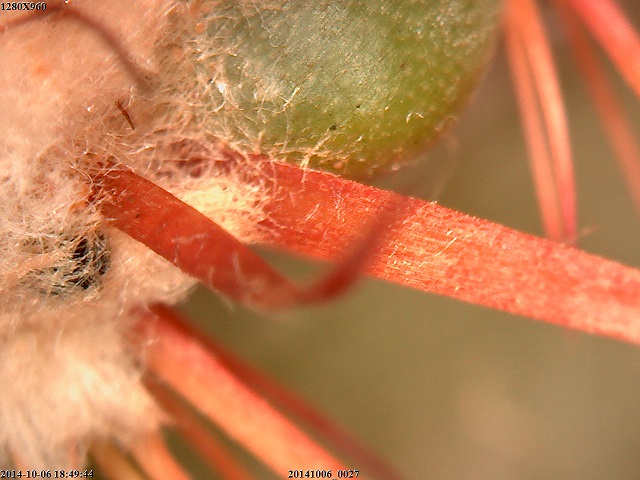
[175,0,502,177]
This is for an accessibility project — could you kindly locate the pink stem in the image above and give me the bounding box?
[93,167,299,308]
[152,305,404,479]
[504,6,565,241]
[93,167,395,309]
[129,432,191,480]
[260,163,640,345]
[93,163,640,343]
[506,0,577,242]
[568,0,640,102]
[556,0,640,215]
[91,442,146,480]
[145,377,255,480]
[137,308,347,476]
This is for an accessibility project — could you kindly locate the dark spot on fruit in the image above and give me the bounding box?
[329,124,337,131]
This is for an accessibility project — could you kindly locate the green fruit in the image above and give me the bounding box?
[168,0,502,178]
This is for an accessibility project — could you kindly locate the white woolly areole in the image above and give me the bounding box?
[0,0,272,468]
[0,317,157,469]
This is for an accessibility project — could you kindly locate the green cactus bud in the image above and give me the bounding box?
[163,0,502,177]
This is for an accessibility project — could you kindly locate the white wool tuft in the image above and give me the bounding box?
[0,318,159,469]
[0,0,272,468]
